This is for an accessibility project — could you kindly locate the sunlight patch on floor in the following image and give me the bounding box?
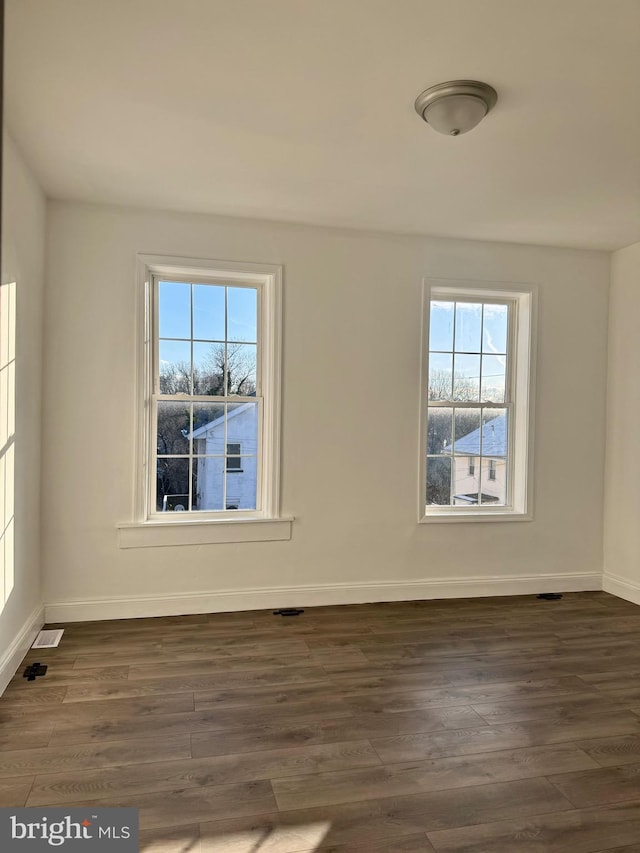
[140,819,331,853]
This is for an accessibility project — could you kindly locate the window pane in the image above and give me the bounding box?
[228,287,257,343]
[481,408,508,457]
[157,401,190,455]
[426,456,451,506]
[159,281,191,339]
[192,457,224,511]
[429,301,454,352]
[227,343,257,396]
[158,340,191,394]
[453,353,480,401]
[192,403,225,455]
[480,458,507,506]
[156,458,189,512]
[454,408,482,455]
[453,456,479,506]
[226,451,242,470]
[483,303,508,354]
[193,284,225,341]
[193,341,225,396]
[455,303,482,352]
[227,402,258,455]
[479,408,508,506]
[481,354,506,403]
[427,407,452,455]
[227,459,257,510]
[428,352,452,401]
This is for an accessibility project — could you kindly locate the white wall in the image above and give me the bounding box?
[604,241,640,602]
[42,201,610,620]
[0,133,45,683]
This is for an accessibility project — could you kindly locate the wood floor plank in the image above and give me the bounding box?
[0,730,51,751]
[0,777,36,807]
[0,693,195,726]
[426,801,640,852]
[72,639,312,668]
[325,672,454,694]
[0,735,191,779]
[372,711,640,763]
[576,734,640,767]
[272,743,597,811]
[138,824,202,853]
[194,778,569,849]
[126,651,366,680]
[310,837,435,853]
[197,828,435,853]
[28,741,380,806]
[194,681,353,711]
[0,686,68,705]
[63,665,329,701]
[51,698,354,745]
[471,692,626,725]
[58,779,277,830]
[341,677,592,714]
[549,762,640,807]
[8,665,130,689]
[191,706,484,759]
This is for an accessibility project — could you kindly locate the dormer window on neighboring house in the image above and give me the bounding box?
[226,443,242,472]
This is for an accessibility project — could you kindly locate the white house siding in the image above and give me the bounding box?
[193,403,258,511]
[452,457,507,505]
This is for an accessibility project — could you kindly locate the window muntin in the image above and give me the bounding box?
[153,276,261,515]
[426,297,512,509]
[422,283,533,520]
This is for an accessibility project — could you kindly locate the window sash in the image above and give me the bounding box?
[149,273,263,517]
[422,284,531,518]
[426,401,513,508]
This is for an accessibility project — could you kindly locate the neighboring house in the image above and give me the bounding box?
[445,413,507,505]
[189,403,258,510]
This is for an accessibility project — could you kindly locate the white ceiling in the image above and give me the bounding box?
[6,0,640,250]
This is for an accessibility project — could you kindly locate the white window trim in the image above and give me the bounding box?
[419,278,537,524]
[118,254,292,548]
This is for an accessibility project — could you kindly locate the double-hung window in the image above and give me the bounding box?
[421,280,535,521]
[120,256,288,548]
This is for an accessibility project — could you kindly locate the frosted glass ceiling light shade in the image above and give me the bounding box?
[415,81,498,136]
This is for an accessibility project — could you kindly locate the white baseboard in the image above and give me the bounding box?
[603,572,640,606]
[0,604,45,695]
[45,572,602,623]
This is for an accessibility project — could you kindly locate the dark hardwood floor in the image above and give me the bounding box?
[3,592,640,851]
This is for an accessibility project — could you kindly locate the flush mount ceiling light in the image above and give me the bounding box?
[414,80,497,136]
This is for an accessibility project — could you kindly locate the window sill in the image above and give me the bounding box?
[117,516,294,548]
[420,509,532,524]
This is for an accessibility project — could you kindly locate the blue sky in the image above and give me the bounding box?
[429,301,508,354]
[429,301,508,403]
[158,282,257,372]
[159,282,257,343]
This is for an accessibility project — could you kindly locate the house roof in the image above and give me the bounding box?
[189,402,255,440]
[445,412,507,457]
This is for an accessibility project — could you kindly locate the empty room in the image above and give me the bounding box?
[2,0,640,851]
